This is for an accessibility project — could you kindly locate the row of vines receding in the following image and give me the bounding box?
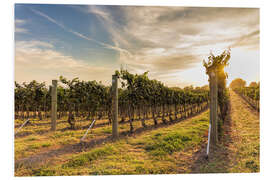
[15,69,210,132]
[230,78,260,112]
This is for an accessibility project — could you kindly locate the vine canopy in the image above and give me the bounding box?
[203,49,231,76]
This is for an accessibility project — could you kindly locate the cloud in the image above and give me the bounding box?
[231,30,260,49]
[156,7,258,24]
[16,6,259,88]
[15,19,27,25]
[30,8,130,56]
[150,54,200,71]
[16,40,54,49]
[15,27,28,33]
[87,6,259,76]
[15,40,114,85]
[15,19,28,33]
[88,6,111,22]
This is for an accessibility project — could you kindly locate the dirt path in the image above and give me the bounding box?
[190,90,260,173]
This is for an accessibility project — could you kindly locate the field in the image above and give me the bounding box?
[14,90,259,176]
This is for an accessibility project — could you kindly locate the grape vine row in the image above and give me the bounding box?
[15,70,210,132]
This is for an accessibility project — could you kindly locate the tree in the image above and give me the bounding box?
[201,85,209,91]
[229,78,246,89]
[249,82,258,88]
[184,85,194,91]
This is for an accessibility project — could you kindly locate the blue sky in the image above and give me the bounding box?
[15,4,118,65]
[15,4,260,87]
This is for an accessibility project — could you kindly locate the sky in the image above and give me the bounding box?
[14,4,260,87]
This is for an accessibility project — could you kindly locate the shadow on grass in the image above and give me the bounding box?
[15,106,207,138]
[189,99,233,173]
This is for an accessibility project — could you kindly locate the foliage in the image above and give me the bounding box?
[235,86,260,101]
[230,78,259,111]
[117,68,209,131]
[234,86,260,111]
[229,78,246,89]
[249,81,259,88]
[15,70,209,131]
[15,81,47,120]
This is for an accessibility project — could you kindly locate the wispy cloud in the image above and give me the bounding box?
[231,30,260,49]
[30,8,130,56]
[86,6,259,76]
[15,19,28,33]
[15,27,28,33]
[16,40,54,49]
[15,19,27,25]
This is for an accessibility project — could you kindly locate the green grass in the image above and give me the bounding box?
[101,127,112,134]
[41,143,52,148]
[32,169,56,176]
[145,132,193,156]
[62,145,117,168]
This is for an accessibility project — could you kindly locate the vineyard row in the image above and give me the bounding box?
[15,70,210,132]
[233,86,260,112]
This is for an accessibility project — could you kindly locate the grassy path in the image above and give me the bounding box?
[191,90,260,173]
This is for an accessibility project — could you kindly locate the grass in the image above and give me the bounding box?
[14,106,207,161]
[62,145,117,168]
[145,132,193,156]
[192,91,260,173]
[32,169,56,176]
[15,110,210,176]
[41,143,52,148]
[144,117,208,158]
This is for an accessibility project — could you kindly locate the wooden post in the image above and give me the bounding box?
[112,75,118,139]
[51,80,57,131]
[209,71,218,145]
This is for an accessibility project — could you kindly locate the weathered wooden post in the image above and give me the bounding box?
[209,70,218,145]
[51,80,57,131]
[112,75,119,139]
